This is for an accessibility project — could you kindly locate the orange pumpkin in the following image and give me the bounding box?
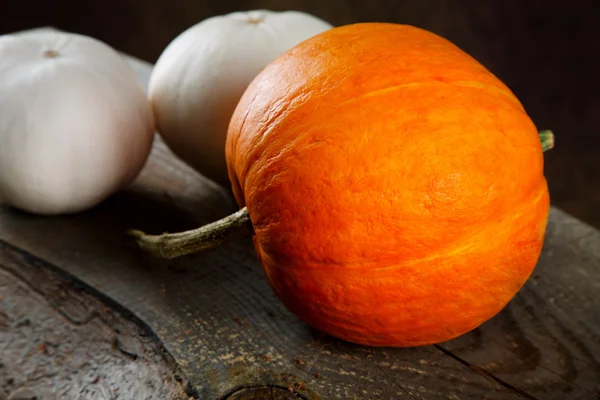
[130,22,553,347]
[224,22,550,347]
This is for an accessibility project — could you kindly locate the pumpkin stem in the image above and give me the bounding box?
[127,130,555,260]
[126,207,250,259]
[539,130,554,152]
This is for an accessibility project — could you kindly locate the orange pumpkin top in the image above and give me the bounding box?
[226,22,549,346]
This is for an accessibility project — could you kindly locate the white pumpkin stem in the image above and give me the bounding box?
[126,207,250,259]
[127,130,555,259]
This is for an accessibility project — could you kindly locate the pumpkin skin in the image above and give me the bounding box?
[225,23,549,347]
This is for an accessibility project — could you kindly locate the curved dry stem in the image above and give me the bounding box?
[126,207,250,259]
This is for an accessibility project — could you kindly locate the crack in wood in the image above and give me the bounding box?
[0,264,139,361]
[526,286,600,367]
[222,384,307,399]
[435,344,538,400]
[469,313,595,396]
[4,262,143,364]
[0,262,105,327]
[0,267,146,363]
[369,359,419,400]
[112,337,140,360]
[0,243,193,399]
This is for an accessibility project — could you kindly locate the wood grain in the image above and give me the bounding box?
[0,145,522,399]
[1,31,599,399]
[0,242,191,400]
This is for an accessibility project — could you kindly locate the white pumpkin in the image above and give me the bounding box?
[148,9,333,185]
[0,30,155,215]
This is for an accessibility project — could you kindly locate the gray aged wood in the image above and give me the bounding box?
[0,243,191,400]
[1,29,599,399]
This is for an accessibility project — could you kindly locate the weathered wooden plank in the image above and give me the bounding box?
[1,28,599,399]
[0,242,191,400]
[0,161,522,399]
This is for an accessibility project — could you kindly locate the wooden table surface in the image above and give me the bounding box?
[1,29,599,400]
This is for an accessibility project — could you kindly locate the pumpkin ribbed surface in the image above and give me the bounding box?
[226,23,549,346]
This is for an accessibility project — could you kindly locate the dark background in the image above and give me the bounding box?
[3,1,599,228]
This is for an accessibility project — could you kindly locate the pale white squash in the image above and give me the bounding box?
[148,10,333,185]
[0,30,155,215]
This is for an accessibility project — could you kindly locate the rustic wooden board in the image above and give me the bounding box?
[1,29,599,399]
[0,243,191,400]
[0,137,523,400]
